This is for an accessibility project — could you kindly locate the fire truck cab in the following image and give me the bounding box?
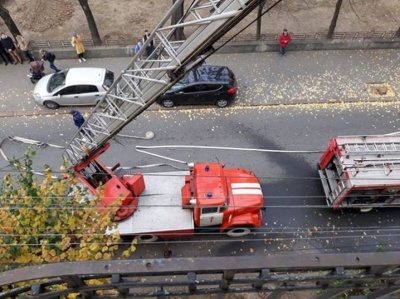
[318,135,400,210]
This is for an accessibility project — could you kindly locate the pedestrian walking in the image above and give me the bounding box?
[278,29,292,56]
[0,40,12,65]
[16,35,35,62]
[134,41,142,54]
[40,49,60,73]
[71,33,86,63]
[142,30,155,57]
[68,109,85,129]
[1,33,22,64]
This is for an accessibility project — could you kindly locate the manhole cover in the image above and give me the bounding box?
[365,82,396,97]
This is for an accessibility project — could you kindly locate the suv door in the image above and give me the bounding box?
[202,84,224,104]
[170,85,201,105]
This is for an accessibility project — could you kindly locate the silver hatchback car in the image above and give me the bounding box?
[33,67,114,109]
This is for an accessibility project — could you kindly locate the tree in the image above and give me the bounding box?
[78,0,102,46]
[327,0,344,39]
[171,0,185,41]
[0,150,136,271]
[256,0,268,40]
[0,5,21,38]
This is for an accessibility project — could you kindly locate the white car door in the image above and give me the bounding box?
[75,85,101,105]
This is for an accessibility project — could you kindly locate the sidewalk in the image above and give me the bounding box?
[0,49,399,118]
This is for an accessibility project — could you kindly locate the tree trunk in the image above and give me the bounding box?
[396,26,400,37]
[171,0,185,41]
[327,0,343,39]
[0,5,21,39]
[78,0,102,46]
[256,0,268,40]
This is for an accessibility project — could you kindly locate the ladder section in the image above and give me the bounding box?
[63,0,264,165]
[343,142,400,154]
[330,180,346,204]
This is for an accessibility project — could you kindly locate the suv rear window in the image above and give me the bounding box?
[186,66,230,83]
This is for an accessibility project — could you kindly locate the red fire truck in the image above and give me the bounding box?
[64,0,267,241]
[74,144,263,242]
[319,134,400,211]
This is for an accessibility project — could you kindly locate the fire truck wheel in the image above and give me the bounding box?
[135,234,159,243]
[226,227,251,237]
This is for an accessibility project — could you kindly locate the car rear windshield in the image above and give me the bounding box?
[48,70,68,93]
[103,70,114,88]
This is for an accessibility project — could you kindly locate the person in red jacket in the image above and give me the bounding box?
[278,29,292,56]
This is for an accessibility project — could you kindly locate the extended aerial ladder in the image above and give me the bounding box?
[63,0,268,163]
[62,0,268,220]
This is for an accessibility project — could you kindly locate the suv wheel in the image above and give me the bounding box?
[216,99,228,108]
[161,99,174,108]
[44,101,60,110]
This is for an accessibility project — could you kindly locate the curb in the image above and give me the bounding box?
[1,97,398,118]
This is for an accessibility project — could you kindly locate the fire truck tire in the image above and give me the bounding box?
[226,227,251,237]
[135,234,159,243]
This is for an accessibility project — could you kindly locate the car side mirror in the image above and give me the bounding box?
[58,94,61,98]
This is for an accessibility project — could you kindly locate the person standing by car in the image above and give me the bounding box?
[16,35,35,62]
[69,110,85,129]
[40,49,60,73]
[1,33,22,64]
[71,33,86,63]
[278,29,292,56]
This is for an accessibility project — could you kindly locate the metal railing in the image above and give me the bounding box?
[0,252,399,298]
[29,30,398,50]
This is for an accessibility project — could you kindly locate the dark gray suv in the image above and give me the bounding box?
[157,65,237,108]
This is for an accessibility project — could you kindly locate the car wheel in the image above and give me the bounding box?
[135,234,159,243]
[226,227,251,237]
[43,101,60,110]
[161,99,174,108]
[216,99,229,108]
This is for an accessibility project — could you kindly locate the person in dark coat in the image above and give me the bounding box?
[1,33,22,64]
[142,30,155,57]
[40,49,60,72]
[68,110,85,128]
[0,40,12,65]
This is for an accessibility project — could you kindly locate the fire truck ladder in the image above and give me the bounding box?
[343,141,400,154]
[62,0,266,165]
[329,180,346,203]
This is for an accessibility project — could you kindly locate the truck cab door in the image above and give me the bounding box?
[199,207,224,227]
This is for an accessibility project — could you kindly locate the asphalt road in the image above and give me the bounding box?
[0,48,399,260]
[1,102,400,259]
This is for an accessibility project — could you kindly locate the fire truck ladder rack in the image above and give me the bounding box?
[343,141,400,153]
[62,0,266,165]
[348,160,399,177]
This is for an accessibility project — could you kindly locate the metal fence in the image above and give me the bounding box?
[29,30,398,50]
[0,252,399,298]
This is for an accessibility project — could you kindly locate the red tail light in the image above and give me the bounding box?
[227,87,237,95]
